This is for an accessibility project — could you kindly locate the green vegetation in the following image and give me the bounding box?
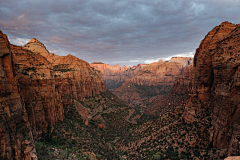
[53,64,74,72]
[105,79,124,91]
[21,67,37,75]
[35,91,227,159]
[37,91,134,159]
[134,83,171,97]
[35,141,90,160]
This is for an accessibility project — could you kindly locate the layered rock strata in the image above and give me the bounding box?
[113,57,193,105]
[0,31,37,160]
[11,44,64,137]
[0,31,106,159]
[90,62,147,91]
[24,39,106,108]
[182,21,240,155]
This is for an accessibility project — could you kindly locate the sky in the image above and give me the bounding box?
[0,0,240,66]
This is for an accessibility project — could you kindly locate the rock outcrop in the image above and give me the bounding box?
[113,58,193,106]
[24,39,106,108]
[11,44,64,137]
[182,21,240,155]
[0,31,37,160]
[0,32,107,159]
[90,62,147,91]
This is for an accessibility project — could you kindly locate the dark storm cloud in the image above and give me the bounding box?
[1,0,240,65]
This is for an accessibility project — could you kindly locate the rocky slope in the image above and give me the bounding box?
[0,31,37,160]
[90,62,147,91]
[182,21,240,155]
[113,57,193,106]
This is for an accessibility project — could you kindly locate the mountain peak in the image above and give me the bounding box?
[219,21,234,26]
[28,38,41,43]
[24,38,49,54]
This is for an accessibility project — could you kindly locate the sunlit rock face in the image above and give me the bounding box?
[11,44,64,137]
[182,21,240,155]
[0,31,107,160]
[0,31,37,160]
[90,62,148,91]
[113,57,192,106]
[24,39,106,108]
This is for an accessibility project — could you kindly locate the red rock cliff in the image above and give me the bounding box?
[0,31,107,159]
[0,31,37,159]
[113,58,192,106]
[128,58,192,86]
[90,62,147,91]
[11,44,64,137]
[24,39,106,109]
[182,21,240,155]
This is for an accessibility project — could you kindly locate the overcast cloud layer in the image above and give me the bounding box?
[1,0,240,66]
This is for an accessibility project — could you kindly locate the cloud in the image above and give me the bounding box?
[162,52,195,61]
[8,37,29,46]
[0,0,240,66]
[18,14,25,19]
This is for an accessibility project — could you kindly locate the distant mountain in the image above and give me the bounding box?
[113,57,193,106]
[90,62,148,91]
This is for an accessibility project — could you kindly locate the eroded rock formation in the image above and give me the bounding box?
[11,44,64,137]
[0,32,107,159]
[24,39,106,108]
[182,21,240,155]
[0,31,37,160]
[90,62,147,91]
[113,57,193,106]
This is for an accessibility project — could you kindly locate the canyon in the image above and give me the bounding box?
[0,21,240,159]
[113,57,193,107]
[91,57,193,108]
[114,21,240,159]
[90,62,148,91]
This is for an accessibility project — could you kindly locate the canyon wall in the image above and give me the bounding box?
[182,21,240,155]
[0,31,37,160]
[145,64,193,115]
[90,62,147,91]
[11,44,64,137]
[24,38,106,109]
[0,31,106,159]
[113,57,192,106]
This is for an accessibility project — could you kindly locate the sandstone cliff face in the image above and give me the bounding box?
[145,64,193,115]
[113,58,192,106]
[182,21,240,155]
[53,55,106,108]
[0,31,37,159]
[127,58,192,86]
[90,62,147,91]
[11,44,64,137]
[0,32,107,159]
[24,39,106,109]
